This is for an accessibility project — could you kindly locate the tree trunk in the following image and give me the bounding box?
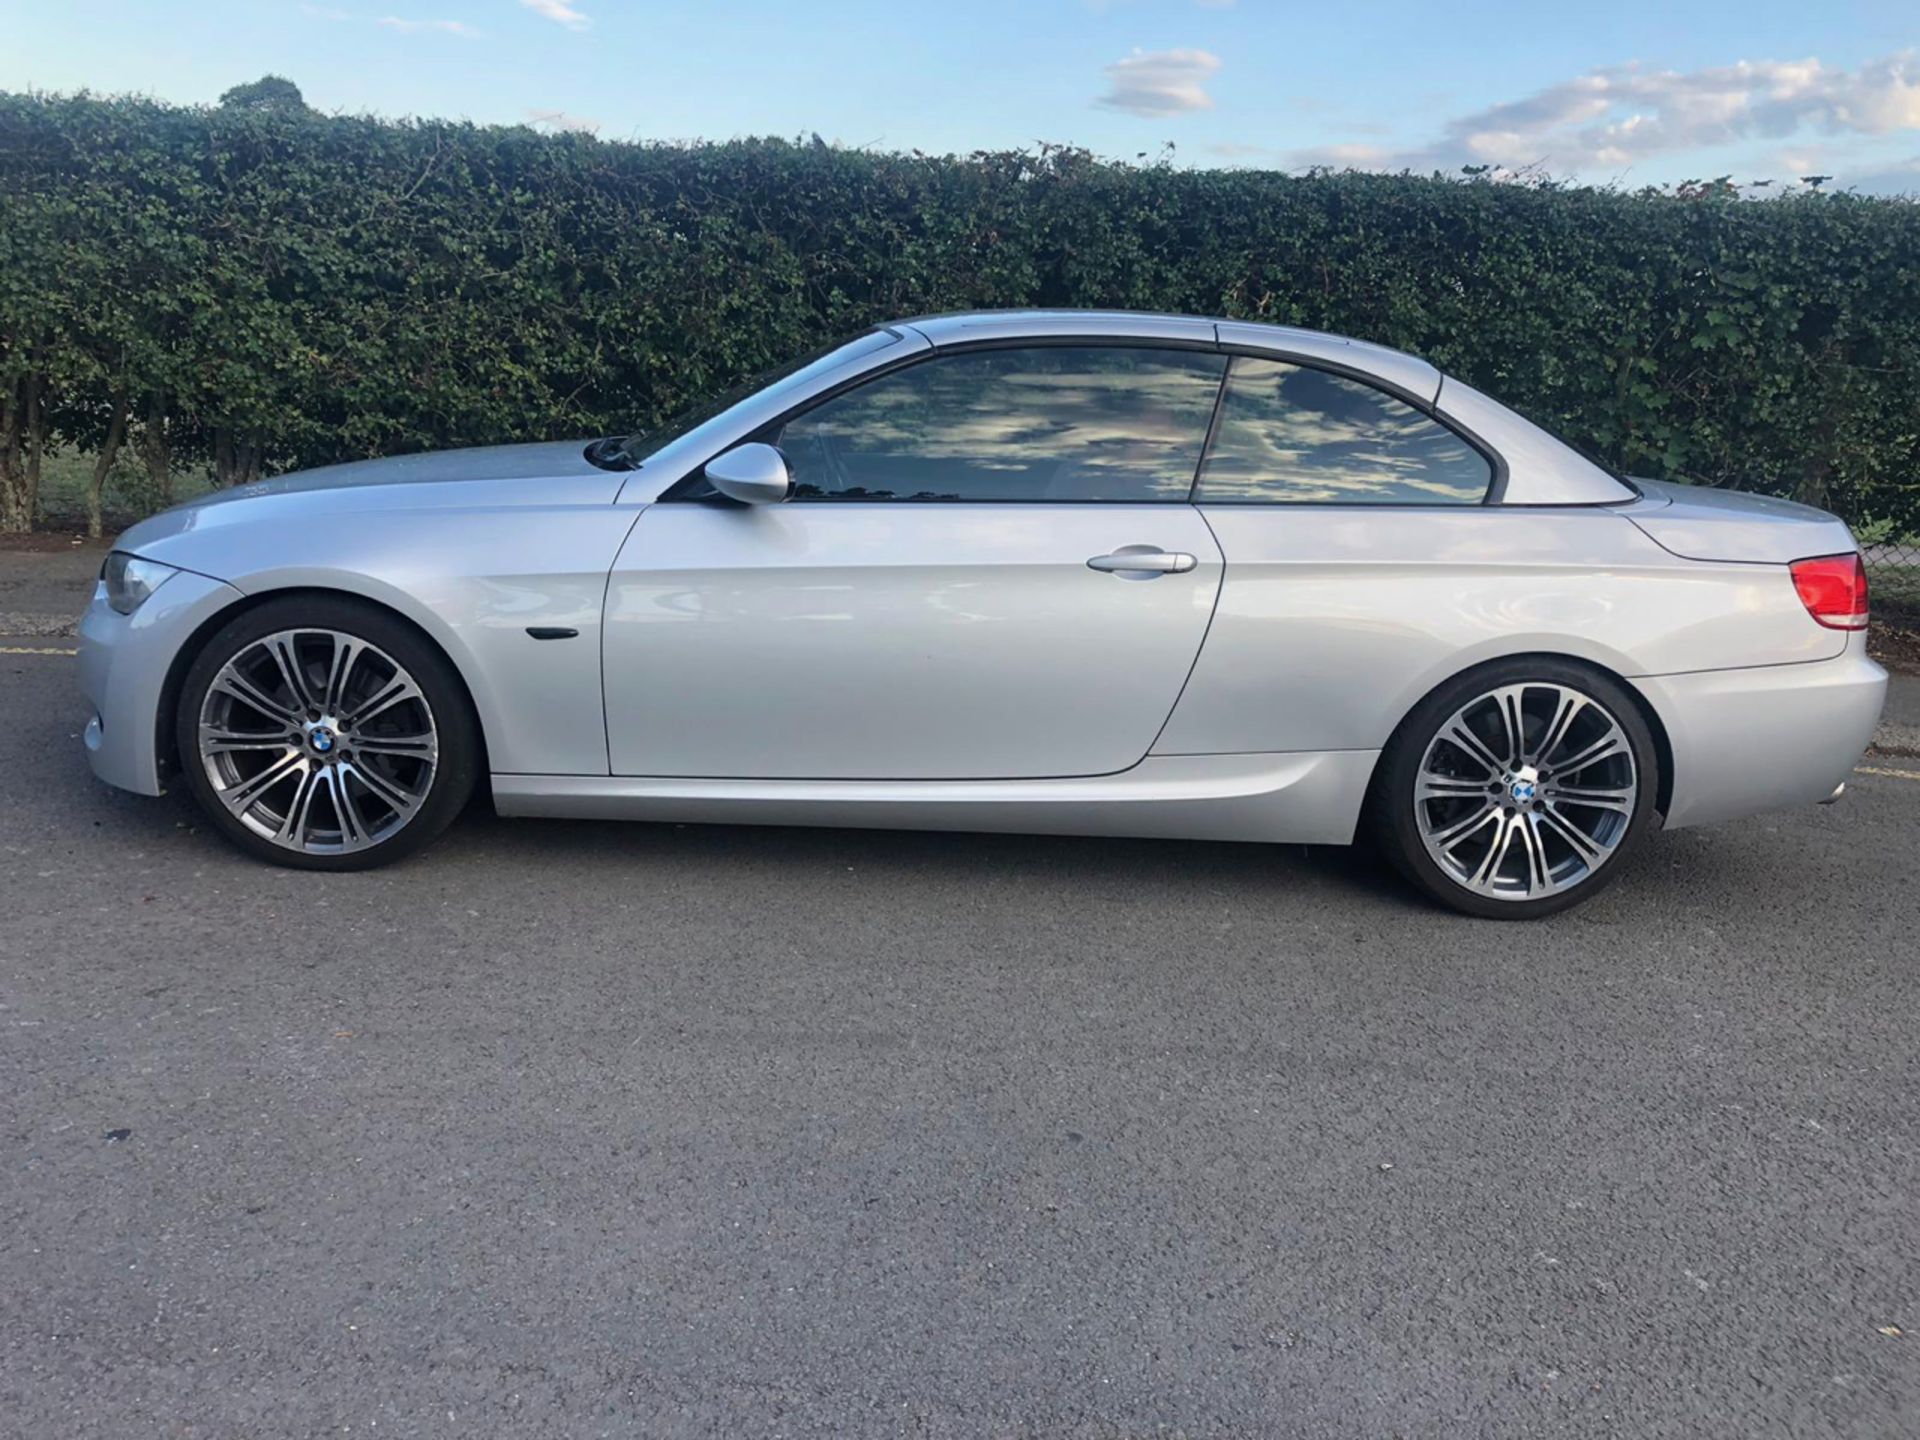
[212,428,264,489]
[22,371,43,528]
[86,389,131,540]
[139,394,172,507]
[0,378,26,533]
[1791,344,1842,513]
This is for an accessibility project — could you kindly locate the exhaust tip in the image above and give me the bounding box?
[1821,782,1846,805]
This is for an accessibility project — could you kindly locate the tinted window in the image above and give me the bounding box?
[1194,358,1491,505]
[776,346,1226,502]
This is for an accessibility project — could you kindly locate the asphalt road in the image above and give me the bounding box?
[3,562,1919,1437]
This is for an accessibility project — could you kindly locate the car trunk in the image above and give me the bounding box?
[1621,478,1858,565]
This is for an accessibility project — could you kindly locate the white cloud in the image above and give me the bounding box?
[526,108,601,134]
[520,0,590,28]
[377,16,478,35]
[1289,51,1920,177]
[1096,48,1221,118]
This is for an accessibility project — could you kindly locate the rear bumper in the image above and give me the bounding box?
[1637,638,1887,829]
[78,570,246,796]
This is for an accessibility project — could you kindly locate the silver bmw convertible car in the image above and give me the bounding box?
[79,310,1886,917]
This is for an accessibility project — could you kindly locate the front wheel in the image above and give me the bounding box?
[1371,660,1658,919]
[175,596,479,870]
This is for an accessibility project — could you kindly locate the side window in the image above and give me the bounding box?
[1194,357,1492,505]
[774,346,1226,502]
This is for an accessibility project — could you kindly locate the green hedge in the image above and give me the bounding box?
[2,88,1918,535]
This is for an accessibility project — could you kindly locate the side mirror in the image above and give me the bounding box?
[703,443,791,505]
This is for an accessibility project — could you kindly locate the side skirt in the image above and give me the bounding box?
[490,751,1379,846]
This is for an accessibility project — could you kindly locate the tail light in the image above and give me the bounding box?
[1790,552,1870,630]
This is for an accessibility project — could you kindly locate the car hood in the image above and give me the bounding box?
[116,439,627,563]
[180,439,607,505]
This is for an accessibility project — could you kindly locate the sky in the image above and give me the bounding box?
[3,0,1918,192]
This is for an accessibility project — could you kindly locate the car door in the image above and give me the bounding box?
[602,344,1228,780]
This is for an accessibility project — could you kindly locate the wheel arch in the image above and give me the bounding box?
[154,584,492,786]
[1365,650,1675,821]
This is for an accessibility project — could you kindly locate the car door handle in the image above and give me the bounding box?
[1087,547,1198,577]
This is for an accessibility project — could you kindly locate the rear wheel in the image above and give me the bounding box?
[175,596,478,870]
[1372,659,1657,919]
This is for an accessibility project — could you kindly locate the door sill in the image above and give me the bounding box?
[490,751,1377,845]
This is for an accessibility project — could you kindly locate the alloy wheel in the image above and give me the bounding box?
[195,628,439,855]
[1413,682,1637,902]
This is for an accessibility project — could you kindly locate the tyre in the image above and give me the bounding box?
[1370,658,1658,920]
[174,595,479,871]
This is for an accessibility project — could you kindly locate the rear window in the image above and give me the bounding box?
[1195,358,1492,505]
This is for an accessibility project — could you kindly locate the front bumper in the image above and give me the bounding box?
[1637,636,1888,829]
[78,570,247,796]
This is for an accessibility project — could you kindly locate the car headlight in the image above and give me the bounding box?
[102,552,180,615]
